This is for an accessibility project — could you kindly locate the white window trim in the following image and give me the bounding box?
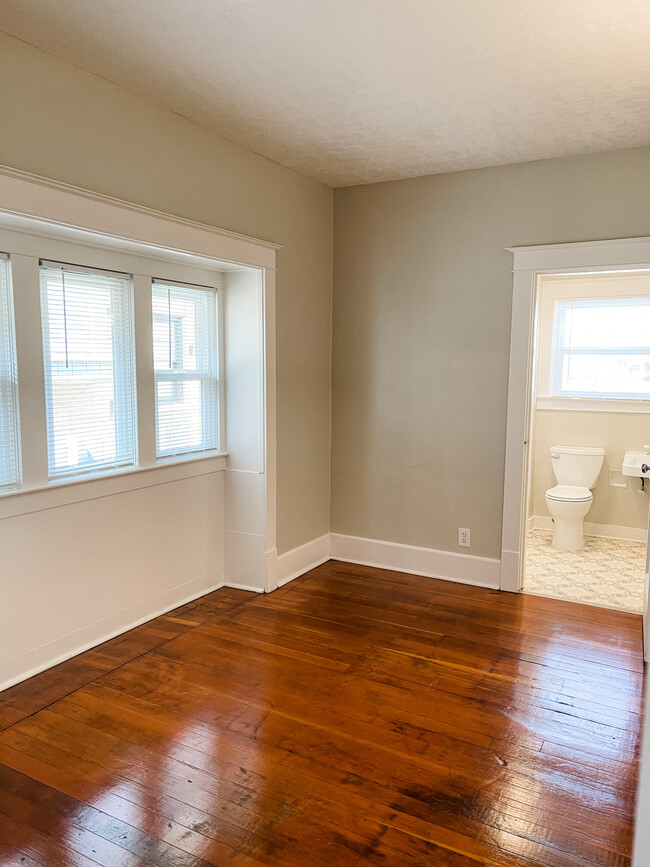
[534,270,650,412]
[0,452,227,520]
[4,233,225,488]
[152,279,220,459]
[536,395,650,414]
[0,165,279,572]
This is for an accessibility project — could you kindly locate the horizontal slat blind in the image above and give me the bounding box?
[40,263,137,479]
[551,297,650,398]
[152,281,218,457]
[0,256,20,490]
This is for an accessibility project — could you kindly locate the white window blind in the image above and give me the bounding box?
[40,262,137,480]
[152,281,219,457]
[0,256,20,490]
[551,297,650,399]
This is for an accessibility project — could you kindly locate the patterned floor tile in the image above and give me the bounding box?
[523,530,646,614]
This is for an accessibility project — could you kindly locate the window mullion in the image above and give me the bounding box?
[133,274,156,466]
[10,254,48,487]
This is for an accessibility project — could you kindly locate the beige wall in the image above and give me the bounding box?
[530,411,650,530]
[333,146,650,559]
[0,31,333,555]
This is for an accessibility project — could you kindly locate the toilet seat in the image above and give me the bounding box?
[545,484,592,503]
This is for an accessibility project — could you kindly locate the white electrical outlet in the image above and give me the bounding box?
[458,528,471,548]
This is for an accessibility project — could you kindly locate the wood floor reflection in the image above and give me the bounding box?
[0,560,644,865]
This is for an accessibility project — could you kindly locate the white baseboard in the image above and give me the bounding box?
[0,569,225,693]
[330,533,500,589]
[1,531,506,693]
[276,534,331,588]
[499,549,521,593]
[530,515,646,543]
[274,531,502,591]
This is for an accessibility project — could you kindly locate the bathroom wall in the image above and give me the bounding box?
[530,411,650,533]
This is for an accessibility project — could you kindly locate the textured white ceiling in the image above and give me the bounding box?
[2,0,650,187]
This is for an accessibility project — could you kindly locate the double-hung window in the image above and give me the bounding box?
[550,297,650,400]
[0,255,20,490]
[1,240,223,496]
[152,281,219,458]
[40,262,137,480]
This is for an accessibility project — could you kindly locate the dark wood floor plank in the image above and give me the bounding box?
[0,840,49,866]
[0,561,643,866]
[0,588,255,732]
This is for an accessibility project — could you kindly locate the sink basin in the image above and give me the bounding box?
[622,451,650,478]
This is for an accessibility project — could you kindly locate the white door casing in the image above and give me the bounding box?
[500,235,650,661]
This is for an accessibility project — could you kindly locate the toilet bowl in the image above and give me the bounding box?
[544,446,605,552]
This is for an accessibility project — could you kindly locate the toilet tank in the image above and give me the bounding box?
[550,445,605,488]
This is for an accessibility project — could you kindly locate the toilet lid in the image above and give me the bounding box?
[545,484,592,503]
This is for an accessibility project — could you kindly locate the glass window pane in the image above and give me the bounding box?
[152,282,218,458]
[40,265,136,479]
[560,352,650,396]
[562,300,650,350]
[551,297,650,399]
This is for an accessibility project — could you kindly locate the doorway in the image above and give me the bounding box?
[500,236,650,657]
[522,271,650,613]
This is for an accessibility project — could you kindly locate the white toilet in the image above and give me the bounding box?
[545,445,605,552]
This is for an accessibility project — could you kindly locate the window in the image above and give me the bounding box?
[550,297,650,400]
[0,225,226,499]
[0,256,20,490]
[152,281,219,457]
[40,262,137,480]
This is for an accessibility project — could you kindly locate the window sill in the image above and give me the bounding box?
[0,452,228,520]
[537,396,650,414]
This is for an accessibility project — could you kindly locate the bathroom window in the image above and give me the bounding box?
[550,297,650,400]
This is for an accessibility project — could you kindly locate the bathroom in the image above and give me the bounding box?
[523,270,650,613]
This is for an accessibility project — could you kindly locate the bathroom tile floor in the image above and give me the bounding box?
[524,529,646,614]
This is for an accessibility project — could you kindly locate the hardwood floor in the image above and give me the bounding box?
[0,560,644,866]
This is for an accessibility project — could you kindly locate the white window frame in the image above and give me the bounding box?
[152,279,221,460]
[535,271,650,414]
[0,165,278,598]
[0,229,226,496]
[39,260,139,481]
[0,253,21,491]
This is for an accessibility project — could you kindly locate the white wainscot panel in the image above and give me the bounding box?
[225,469,266,536]
[0,471,225,689]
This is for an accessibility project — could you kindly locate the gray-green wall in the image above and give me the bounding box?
[333,147,650,558]
[0,31,333,556]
